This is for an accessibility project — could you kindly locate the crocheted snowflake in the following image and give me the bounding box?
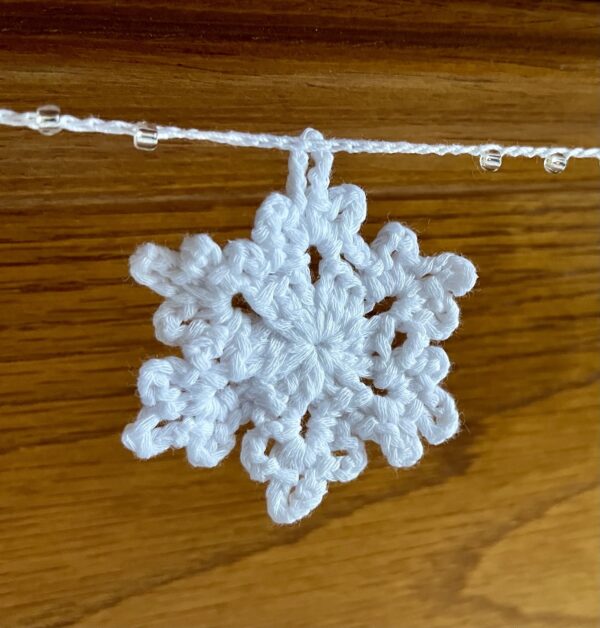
[122,135,476,524]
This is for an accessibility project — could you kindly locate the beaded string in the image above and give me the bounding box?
[1,104,599,173]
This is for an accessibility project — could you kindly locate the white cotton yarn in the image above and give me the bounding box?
[122,129,477,524]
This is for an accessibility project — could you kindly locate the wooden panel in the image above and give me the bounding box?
[0,2,598,627]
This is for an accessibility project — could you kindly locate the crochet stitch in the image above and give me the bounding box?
[122,129,477,524]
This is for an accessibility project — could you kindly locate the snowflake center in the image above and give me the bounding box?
[282,302,365,386]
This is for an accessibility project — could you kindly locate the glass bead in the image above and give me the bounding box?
[134,124,158,151]
[36,104,61,136]
[544,153,567,174]
[479,150,502,172]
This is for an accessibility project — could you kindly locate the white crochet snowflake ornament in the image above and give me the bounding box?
[122,130,477,524]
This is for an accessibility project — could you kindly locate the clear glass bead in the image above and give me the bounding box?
[479,150,502,172]
[36,104,61,136]
[134,124,158,151]
[544,153,567,174]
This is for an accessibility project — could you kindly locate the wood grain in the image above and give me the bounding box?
[0,2,599,627]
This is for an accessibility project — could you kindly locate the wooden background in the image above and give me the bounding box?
[1,1,599,627]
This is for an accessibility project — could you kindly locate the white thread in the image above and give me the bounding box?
[122,129,477,524]
[1,106,599,161]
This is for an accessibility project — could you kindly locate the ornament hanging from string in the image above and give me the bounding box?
[3,104,598,523]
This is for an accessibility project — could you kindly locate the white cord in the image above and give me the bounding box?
[1,106,599,163]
